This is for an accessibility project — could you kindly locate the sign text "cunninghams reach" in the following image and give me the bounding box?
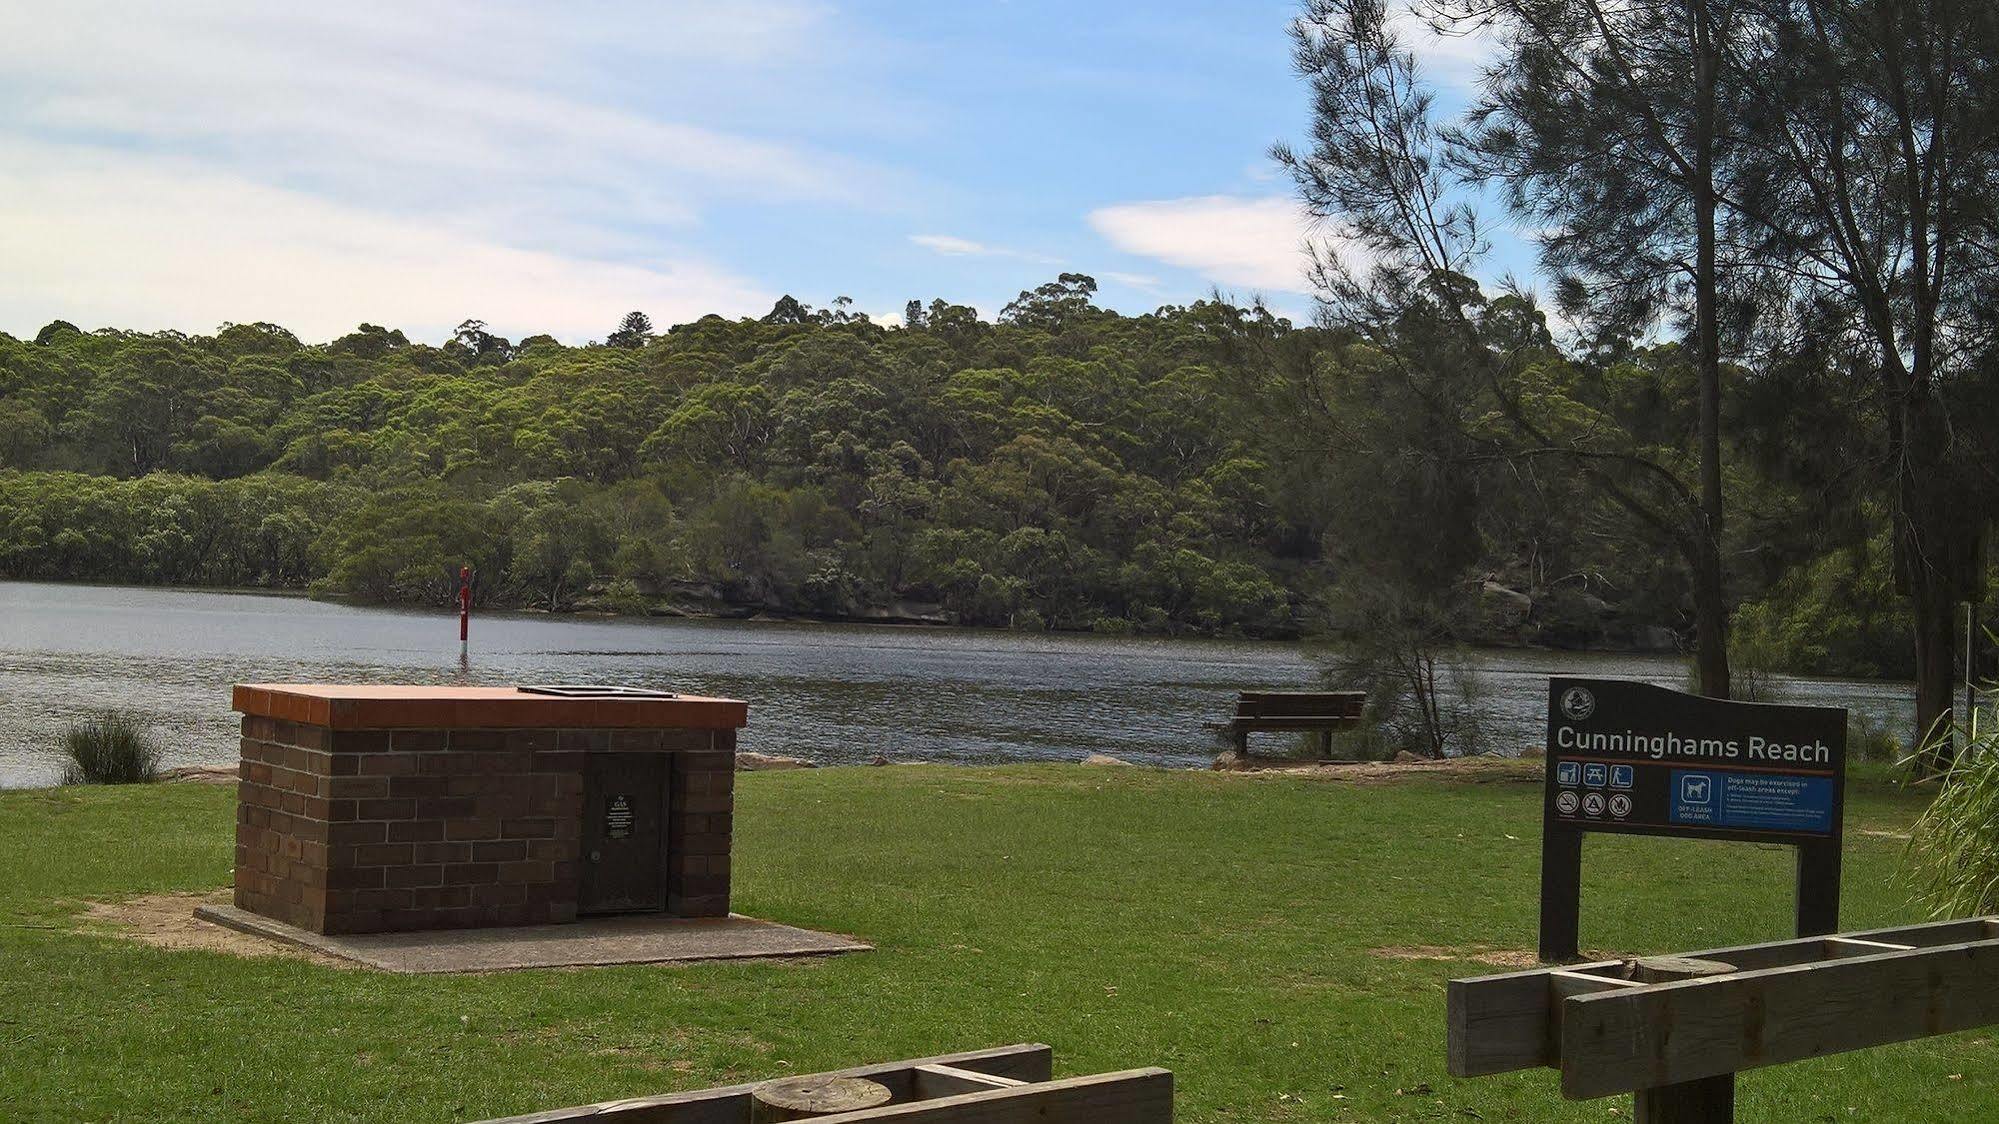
[1552,725,1835,765]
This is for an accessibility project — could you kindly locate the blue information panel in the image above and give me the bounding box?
[1669,770,1836,833]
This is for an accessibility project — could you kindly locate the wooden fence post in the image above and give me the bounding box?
[1628,957,1736,1123]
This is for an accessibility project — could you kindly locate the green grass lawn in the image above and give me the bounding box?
[0,766,1989,1122]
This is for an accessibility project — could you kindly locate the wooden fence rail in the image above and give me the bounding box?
[1448,915,1999,1119]
[477,1044,1172,1124]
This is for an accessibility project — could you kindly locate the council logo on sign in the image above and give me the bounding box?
[1559,686,1596,721]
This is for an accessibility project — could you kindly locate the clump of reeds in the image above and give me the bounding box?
[1905,698,1999,917]
[61,710,163,785]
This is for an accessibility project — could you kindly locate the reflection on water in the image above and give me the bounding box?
[0,581,1916,788]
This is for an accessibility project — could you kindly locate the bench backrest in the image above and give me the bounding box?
[1234,690,1365,718]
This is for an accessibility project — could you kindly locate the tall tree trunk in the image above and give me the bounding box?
[1689,0,1730,700]
[1910,564,1956,772]
[1691,534,1731,699]
[1902,395,1958,772]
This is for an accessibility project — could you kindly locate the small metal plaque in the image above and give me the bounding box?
[606,795,634,839]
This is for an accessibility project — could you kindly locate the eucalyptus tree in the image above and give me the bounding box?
[1274,0,1741,696]
[1438,0,1748,698]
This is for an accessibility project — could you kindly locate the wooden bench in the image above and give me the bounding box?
[1225,690,1366,758]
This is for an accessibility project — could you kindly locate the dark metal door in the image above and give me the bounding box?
[579,754,668,914]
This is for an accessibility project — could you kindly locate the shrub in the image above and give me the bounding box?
[1849,711,1905,764]
[598,577,653,615]
[1314,575,1487,759]
[1729,535,1916,679]
[1904,697,1999,917]
[61,711,163,785]
[1681,623,1783,701]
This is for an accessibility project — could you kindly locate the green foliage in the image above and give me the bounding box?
[1849,711,1907,765]
[1680,621,1786,702]
[316,485,500,604]
[1733,533,1916,678]
[1905,698,1999,916]
[0,470,342,587]
[60,711,162,785]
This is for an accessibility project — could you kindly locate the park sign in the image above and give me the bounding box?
[1539,677,1848,961]
[1544,678,1845,841]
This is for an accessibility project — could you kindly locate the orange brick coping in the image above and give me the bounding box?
[234,684,749,731]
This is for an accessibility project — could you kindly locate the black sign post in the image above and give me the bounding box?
[1539,677,1847,963]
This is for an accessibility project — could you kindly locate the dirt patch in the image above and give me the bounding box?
[1218,754,1542,786]
[1369,945,1543,968]
[77,891,350,967]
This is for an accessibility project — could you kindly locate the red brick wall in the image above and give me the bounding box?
[234,717,735,935]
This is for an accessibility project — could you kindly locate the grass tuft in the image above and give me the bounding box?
[60,710,163,785]
[1905,699,1999,916]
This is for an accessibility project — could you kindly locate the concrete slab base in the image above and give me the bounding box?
[194,904,871,974]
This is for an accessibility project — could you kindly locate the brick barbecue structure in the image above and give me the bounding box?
[230,684,747,935]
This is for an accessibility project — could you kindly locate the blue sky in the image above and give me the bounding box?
[0,1,1523,344]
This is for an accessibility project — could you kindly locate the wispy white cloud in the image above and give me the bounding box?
[0,3,866,222]
[1389,4,1496,86]
[909,234,1061,265]
[911,234,996,256]
[1287,4,1494,90]
[0,1,868,338]
[1100,270,1163,291]
[1088,195,1321,293]
[0,141,771,344]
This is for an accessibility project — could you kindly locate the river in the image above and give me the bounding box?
[0,580,1918,788]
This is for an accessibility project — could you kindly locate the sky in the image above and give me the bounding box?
[0,1,1527,345]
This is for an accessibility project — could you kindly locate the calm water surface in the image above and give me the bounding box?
[0,581,1917,788]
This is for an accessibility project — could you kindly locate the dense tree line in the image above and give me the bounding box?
[0,289,1302,635]
[0,275,1976,672]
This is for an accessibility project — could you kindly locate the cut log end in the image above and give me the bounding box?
[750,1075,893,1122]
[1629,956,1737,983]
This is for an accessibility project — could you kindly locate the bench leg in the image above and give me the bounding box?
[1234,729,1248,758]
[1318,729,1332,760]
